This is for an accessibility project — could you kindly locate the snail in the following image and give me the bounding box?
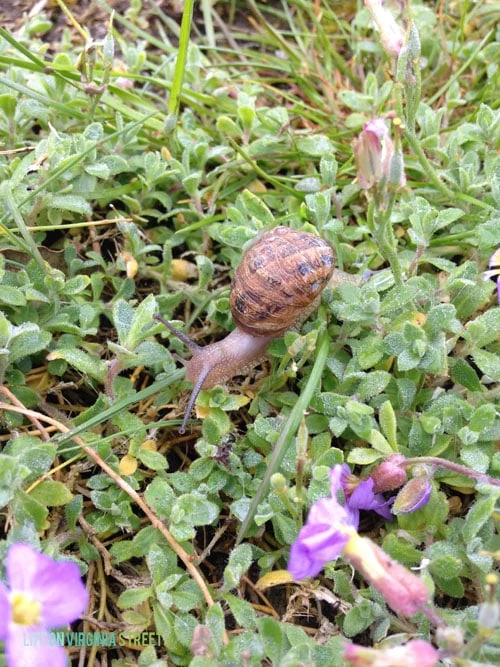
[154,226,336,433]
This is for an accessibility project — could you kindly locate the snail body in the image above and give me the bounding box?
[155,226,335,433]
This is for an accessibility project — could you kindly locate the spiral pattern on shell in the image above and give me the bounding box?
[229,226,335,336]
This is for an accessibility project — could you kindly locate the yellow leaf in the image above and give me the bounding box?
[256,570,294,590]
[119,454,138,475]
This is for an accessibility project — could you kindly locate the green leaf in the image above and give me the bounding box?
[464,308,500,347]
[172,493,219,527]
[125,294,157,349]
[117,587,153,609]
[357,371,391,400]
[8,324,51,363]
[0,455,31,507]
[144,477,175,519]
[257,617,286,664]
[472,349,500,382]
[433,575,464,598]
[5,436,56,477]
[296,134,334,156]
[428,553,463,580]
[343,599,382,637]
[30,480,73,506]
[379,400,398,450]
[225,593,257,629]
[137,448,168,471]
[462,493,497,542]
[357,335,384,370]
[45,194,92,216]
[222,543,253,590]
[11,489,48,531]
[205,602,225,652]
[60,275,91,295]
[152,602,184,654]
[47,348,107,381]
[202,408,231,444]
[240,189,274,225]
[65,494,83,531]
[347,448,383,465]
[113,299,135,345]
[0,286,26,306]
[366,429,393,455]
[460,445,490,473]
[451,358,483,392]
[469,404,496,432]
[434,208,464,230]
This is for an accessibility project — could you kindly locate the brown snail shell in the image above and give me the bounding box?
[155,226,336,433]
[230,226,335,336]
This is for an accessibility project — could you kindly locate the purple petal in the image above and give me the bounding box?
[308,496,351,527]
[349,478,394,520]
[364,118,389,139]
[0,583,11,639]
[288,522,349,580]
[7,544,88,628]
[288,496,354,579]
[489,248,500,271]
[6,544,44,591]
[329,464,350,498]
[7,625,69,667]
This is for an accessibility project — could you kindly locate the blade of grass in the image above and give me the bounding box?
[53,369,185,448]
[1,186,49,274]
[236,319,331,544]
[167,0,195,123]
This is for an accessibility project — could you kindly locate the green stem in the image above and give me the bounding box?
[403,128,455,201]
[370,191,404,286]
[378,191,404,286]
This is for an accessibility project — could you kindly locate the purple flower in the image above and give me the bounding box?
[0,543,89,667]
[288,465,393,580]
[483,248,500,305]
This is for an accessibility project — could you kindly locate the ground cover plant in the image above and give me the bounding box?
[0,0,499,664]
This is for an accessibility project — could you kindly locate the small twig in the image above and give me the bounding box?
[78,514,113,575]
[0,386,50,440]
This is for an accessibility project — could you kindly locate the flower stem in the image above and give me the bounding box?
[403,456,500,487]
[402,128,455,201]
[372,191,404,286]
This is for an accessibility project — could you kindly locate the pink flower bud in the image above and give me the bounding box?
[370,454,407,493]
[364,0,406,58]
[343,534,430,616]
[354,119,405,190]
[344,639,439,666]
[393,476,432,514]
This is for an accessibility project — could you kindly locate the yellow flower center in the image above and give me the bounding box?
[10,592,42,626]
